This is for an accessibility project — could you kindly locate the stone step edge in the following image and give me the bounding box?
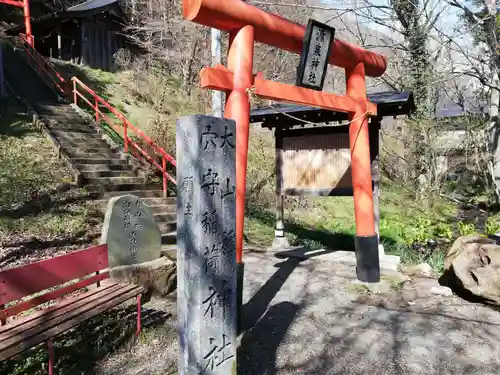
[70,103,150,177]
[5,88,85,185]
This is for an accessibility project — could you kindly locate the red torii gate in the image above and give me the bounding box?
[184,0,388,283]
[0,0,33,46]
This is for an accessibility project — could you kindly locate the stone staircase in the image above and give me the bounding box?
[1,39,176,245]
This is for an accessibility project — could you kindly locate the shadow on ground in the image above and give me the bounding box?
[0,183,104,268]
[0,98,35,137]
[238,250,333,374]
[238,252,500,374]
[0,306,170,375]
[0,184,100,220]
[239,256,305,375]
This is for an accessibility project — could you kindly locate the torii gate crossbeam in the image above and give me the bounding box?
[0,0,33,46]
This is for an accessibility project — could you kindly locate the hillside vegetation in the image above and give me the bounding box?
[0,97,102,269]
[52,60,500,273]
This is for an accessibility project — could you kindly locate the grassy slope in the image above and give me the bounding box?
[0,97,102,269]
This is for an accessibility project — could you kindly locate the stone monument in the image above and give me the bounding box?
[177,115,237,375]
[100,194,161,268]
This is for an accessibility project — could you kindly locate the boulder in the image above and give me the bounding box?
[109,257,177,300]
[440,235,500,304]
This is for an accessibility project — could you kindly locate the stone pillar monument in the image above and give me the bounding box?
[177,115,237,375]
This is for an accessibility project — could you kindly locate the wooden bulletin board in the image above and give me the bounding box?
[276,124,380,196]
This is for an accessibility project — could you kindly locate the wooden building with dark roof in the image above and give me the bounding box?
[248,91,416,246]
[6,0,127,71]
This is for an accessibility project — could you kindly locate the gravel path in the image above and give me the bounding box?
[99,250,500,375]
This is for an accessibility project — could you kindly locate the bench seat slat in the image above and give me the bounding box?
[0,272,109,321]
[0,245,108,306]
[0,280,121,340]
[0,283,144,361]
[0,282,140,347]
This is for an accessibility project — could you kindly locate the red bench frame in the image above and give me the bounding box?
[0,244,144,374]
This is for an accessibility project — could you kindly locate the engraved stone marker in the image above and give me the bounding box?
[100,195,161,268]
[177,115,237,375]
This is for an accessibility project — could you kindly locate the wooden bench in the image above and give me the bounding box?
[0,244,145,374]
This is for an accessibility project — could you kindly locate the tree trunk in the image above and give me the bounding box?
[484,1,500,201]
[181,38,199,94]
[489,67,500,199]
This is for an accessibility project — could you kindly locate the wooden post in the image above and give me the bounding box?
[101,25,107,70]
[57,28,62,60]
[95,25,101,69]
[89,24,95,68]
[81,22,87,65]
[272,129,290,249]
[71,39,76,63]
[272,194,291,249]
[372,119,383,256]
[107,30,113,71]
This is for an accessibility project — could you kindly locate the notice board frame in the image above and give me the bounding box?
[275,123,380,197]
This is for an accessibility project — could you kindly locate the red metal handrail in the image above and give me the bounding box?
[19,36,70,97]
[15,35,176,194]
[72,77,177,194]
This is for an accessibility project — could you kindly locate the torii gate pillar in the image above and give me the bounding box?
[346,62,379,281]
[225,25,254,266]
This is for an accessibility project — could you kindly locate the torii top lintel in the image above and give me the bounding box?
[184,0,387,78]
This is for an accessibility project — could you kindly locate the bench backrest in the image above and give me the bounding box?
[0,244,109,321]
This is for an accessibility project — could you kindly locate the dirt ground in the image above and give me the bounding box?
[95,249,500,375]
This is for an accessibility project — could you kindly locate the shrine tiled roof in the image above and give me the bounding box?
[66,0,118,13]
[250,91,416,127]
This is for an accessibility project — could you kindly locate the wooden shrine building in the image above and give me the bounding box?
[6,0,127,71]
[249,91,416,248]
